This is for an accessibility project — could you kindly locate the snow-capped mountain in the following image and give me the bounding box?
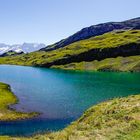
[0,43,46,55]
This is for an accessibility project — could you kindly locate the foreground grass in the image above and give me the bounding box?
[2,94,140,140]
[0,82,37,121]
[0,30,139,70]
[52,55,140,72]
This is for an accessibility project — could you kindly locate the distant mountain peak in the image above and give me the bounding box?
[0,43,46,55]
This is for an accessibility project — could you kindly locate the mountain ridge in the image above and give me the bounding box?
[41,17,140,52]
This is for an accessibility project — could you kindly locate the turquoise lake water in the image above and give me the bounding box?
[0,65,140,136]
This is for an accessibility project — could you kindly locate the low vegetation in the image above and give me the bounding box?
[1,94,140,140]
[0,30,139,72]
[52,55,140,72]
[0,82,37,121]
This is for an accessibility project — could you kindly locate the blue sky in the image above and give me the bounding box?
[0,0,139,45]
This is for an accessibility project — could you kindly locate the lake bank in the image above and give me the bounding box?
[0,82,38,121]
[1,94,140,140]
[0,65,140,138]
[32,94,140,140]
[0,65,140,136]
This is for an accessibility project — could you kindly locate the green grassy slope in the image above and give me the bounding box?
[41,17,140,52]
[52,55,140,72]
[2,94,140,140]
[44,94,140,140]
[0,30,139,72]
[0,82,37,121]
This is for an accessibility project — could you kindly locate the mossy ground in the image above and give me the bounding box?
[0,82,37,121]
[1,94,140,140]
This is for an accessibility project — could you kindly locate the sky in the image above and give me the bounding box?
[0,0,139,45]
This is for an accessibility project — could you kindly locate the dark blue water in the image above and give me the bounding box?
[0,65,140,136]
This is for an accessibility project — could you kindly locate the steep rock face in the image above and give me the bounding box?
[134,25,140,29]
[41,17,140,52]
[40,43,140,67]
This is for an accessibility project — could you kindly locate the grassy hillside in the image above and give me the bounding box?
[1,94,140,140]
[41,17,140,52]
[0,82,37,121]
[0,30,139,71]
[52,55,140,72]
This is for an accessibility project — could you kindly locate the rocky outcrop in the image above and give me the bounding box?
[40,43,140,67]
[41,17,140,52]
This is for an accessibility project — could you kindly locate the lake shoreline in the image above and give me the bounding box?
[0,55,140,73]
[0,66,140,139]
[1,94,140,140]
[0,82,39,121]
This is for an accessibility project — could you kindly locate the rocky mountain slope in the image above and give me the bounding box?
[41,17,140,52]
